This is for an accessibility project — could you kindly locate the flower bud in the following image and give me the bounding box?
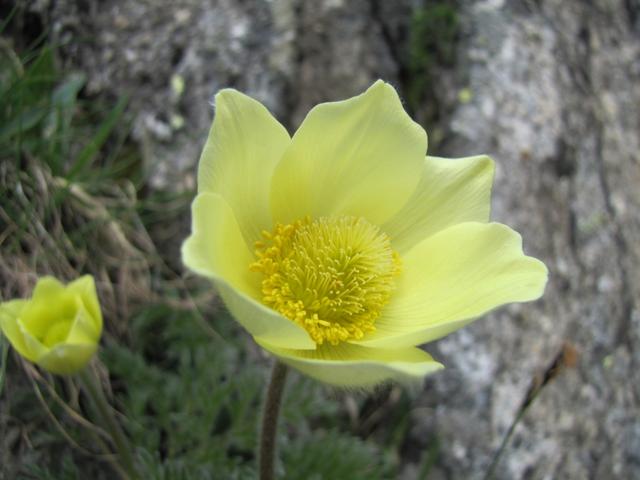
[0,275,102,375]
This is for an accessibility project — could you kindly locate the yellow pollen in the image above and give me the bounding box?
[250,216,401,345]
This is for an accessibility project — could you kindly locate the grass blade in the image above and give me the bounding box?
[67,95,128,179]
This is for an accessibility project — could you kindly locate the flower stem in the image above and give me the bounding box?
[259,361,289,480]
[78,367,138,480]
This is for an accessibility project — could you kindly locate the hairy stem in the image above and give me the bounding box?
[259,361,289,480]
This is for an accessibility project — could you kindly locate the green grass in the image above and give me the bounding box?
[0,25,422,480]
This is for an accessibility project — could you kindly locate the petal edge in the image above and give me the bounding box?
[257,338,443,387]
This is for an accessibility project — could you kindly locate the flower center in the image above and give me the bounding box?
[250,216,401,345]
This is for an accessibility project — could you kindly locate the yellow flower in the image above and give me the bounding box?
[0,276,102,375]
[182,80,548,387]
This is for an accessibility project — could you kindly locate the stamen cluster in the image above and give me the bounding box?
[251,216,401,345]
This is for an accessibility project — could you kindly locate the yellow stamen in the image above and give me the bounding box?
[250,216,401,345]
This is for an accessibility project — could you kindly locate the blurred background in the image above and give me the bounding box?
[1,0,638,479]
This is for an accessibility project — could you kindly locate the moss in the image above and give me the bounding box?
[406,2,459,119]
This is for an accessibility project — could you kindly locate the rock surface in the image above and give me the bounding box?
[24,0,640,478]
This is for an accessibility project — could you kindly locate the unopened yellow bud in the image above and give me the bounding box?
[0,275,102,375]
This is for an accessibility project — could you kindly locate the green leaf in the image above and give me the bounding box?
[282,430,394,480]
[51,72,86,106]
[0,106,47,141]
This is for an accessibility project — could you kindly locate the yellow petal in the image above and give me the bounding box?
[197,89,291,245]
[67,275,103,334]
[66,304,101,344]
[216,282,315,350]
[31,276,66,298]
[36,343,98,375]
[42,318,73,347]
[358,222,548,348]
[270,80,427,225]
[19,323,49,363]
[0,300,31,360]
[181,192,315,349]
[19,277,76,340]
[182,193,257,294]
[383,155,495,253]
[256,338,443,387]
